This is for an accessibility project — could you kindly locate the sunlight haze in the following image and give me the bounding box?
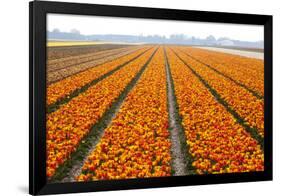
[48,14,263,42]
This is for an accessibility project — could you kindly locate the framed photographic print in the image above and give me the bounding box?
[29,0,273,195]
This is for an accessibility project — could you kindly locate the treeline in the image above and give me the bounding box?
[47,29,263,48]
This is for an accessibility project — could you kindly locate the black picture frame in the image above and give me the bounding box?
[29,0,273,195]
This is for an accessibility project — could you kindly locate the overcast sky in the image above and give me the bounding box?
[47,14,263,42]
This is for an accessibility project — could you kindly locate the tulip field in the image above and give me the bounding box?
[46,44,264,182]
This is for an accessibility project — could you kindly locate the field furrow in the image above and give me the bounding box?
[166,47,264,174]
[172,47,264,138]
[47,46,140,72]
[46,47,157,178]
[164,48,195,176]
[47,47,150,107]
[77,47,171,181]
[47,47,143,84]
[47,44,132,60]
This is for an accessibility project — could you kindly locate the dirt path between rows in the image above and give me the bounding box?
[164,49,190,176]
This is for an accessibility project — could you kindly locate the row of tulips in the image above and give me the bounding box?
[181,47,264,73]
[46,47,156,177]
[77,47,171,181]
[172,47,264,137]
[166,47,264,174]
[178,47,264,97]
[47,48,147,105]
[47,47,142,84]
[47,47,150,105]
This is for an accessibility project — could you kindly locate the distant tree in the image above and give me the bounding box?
[206,35,216,42]
[70,29,80,34]
[205,35,216,45]
[52,28,60,33]
[217,37,229,41]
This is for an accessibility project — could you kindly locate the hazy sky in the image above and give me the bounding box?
[47,14,263,42]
